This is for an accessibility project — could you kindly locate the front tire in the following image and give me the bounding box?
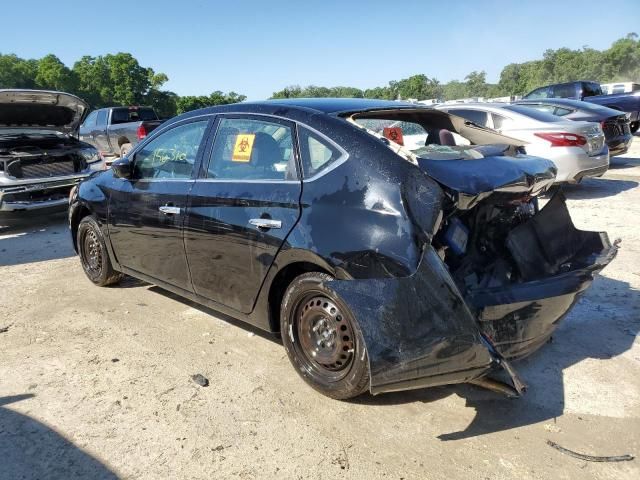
[631,122,639,135]
[77,216,123,287]
[280,272,370,399]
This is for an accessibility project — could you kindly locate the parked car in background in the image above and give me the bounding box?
[69,98,616,400]
[79,106,164,163]
[435,103,609,183]
[0,89,102,217]
[601,82,640,95]
[523,80,640,133]
[514,98,633,156]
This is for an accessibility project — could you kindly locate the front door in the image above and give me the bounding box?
[108,119,211,291]
[184,115,302,313]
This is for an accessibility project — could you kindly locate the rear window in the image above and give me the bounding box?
[111,108,158,124]
[502,105,563,122]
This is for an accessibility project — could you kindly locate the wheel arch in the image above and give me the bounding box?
[266,260,333,333]
[70,202,93,252]
[117,136,132,148]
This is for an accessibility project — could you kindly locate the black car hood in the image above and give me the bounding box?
[417,152,557,209]
[0,89,88,134]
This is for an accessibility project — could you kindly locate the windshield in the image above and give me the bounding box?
[503,105,564,122]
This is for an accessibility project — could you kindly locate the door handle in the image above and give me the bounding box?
[249,218,282,229]
[159,205,181,215]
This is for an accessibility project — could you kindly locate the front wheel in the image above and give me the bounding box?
[77,216,123,287]
[630,122,639,135]
[280,272,370,399]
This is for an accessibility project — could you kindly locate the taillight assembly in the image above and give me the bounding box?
[534,132,587,147]
[137,124,147,140]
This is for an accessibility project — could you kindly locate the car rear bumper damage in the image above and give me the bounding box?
[325,193,617,395]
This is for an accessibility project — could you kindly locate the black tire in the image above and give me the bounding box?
[77,216,123,287]
[631,122,639,135]
[280,272,370,400]
[120,142,133,157]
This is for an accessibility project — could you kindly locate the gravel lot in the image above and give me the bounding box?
[1,140,639,480]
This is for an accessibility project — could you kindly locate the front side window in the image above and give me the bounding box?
[82,111,98,128]
[299,127,343,178]
[207,118,297,180]
[133,121,208,180]
[96,110,107,126]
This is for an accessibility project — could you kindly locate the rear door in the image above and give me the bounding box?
[108,118,211,290]
[184,115,302,313]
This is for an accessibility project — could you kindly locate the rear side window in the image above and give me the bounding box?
[207,118,297,181]
[583,82,602,97]
[554,107,573,116]
[551,83,576,98]
[448,109,489,127]
[299,128,343,178]
[491,113,514,130]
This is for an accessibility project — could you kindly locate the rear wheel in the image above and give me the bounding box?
[631,122,639,134]
[281,272,369,399]
[77,216,123,287]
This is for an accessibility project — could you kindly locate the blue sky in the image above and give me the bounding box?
[1,0,639,99]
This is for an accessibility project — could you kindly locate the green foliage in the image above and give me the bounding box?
[0,52,245,118]
[270,34,640,101]
[175,91,247,114]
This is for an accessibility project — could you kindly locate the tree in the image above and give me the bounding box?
[35,54,77,92]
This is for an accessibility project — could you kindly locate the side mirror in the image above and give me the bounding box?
[112,157,132,179]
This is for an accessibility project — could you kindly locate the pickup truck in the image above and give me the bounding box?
[79,106,164,161]
[524,80,640,133]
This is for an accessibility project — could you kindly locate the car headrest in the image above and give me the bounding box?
[251,132,281,167]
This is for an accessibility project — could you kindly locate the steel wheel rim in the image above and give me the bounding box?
[294,294,356,381]
[82,228,102,275]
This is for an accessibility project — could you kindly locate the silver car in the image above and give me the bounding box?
[435,103,609,183]
[0,89,103,216]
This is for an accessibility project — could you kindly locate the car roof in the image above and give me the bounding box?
[250,98,419,114]
[516,98,623,116]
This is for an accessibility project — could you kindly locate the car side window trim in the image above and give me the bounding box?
[196,113,302,183]
[129,116,214,183]
[297,124,349,182]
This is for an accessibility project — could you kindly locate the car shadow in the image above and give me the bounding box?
[558,177,638,200]
[0,213,75,267]
[147,286,282,345]
[609,155,640,169]
[0,394,119,479]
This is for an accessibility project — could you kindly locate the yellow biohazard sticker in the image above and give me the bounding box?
[232,134,255,162]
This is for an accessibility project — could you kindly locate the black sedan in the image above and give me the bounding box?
[69,99,616,399]
[515,98,633,156]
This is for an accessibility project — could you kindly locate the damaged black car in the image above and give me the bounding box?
[69,98,617,399]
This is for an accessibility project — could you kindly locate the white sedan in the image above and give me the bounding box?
[435,103,609,183]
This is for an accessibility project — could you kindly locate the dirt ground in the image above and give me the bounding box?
[1,140,639,480]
